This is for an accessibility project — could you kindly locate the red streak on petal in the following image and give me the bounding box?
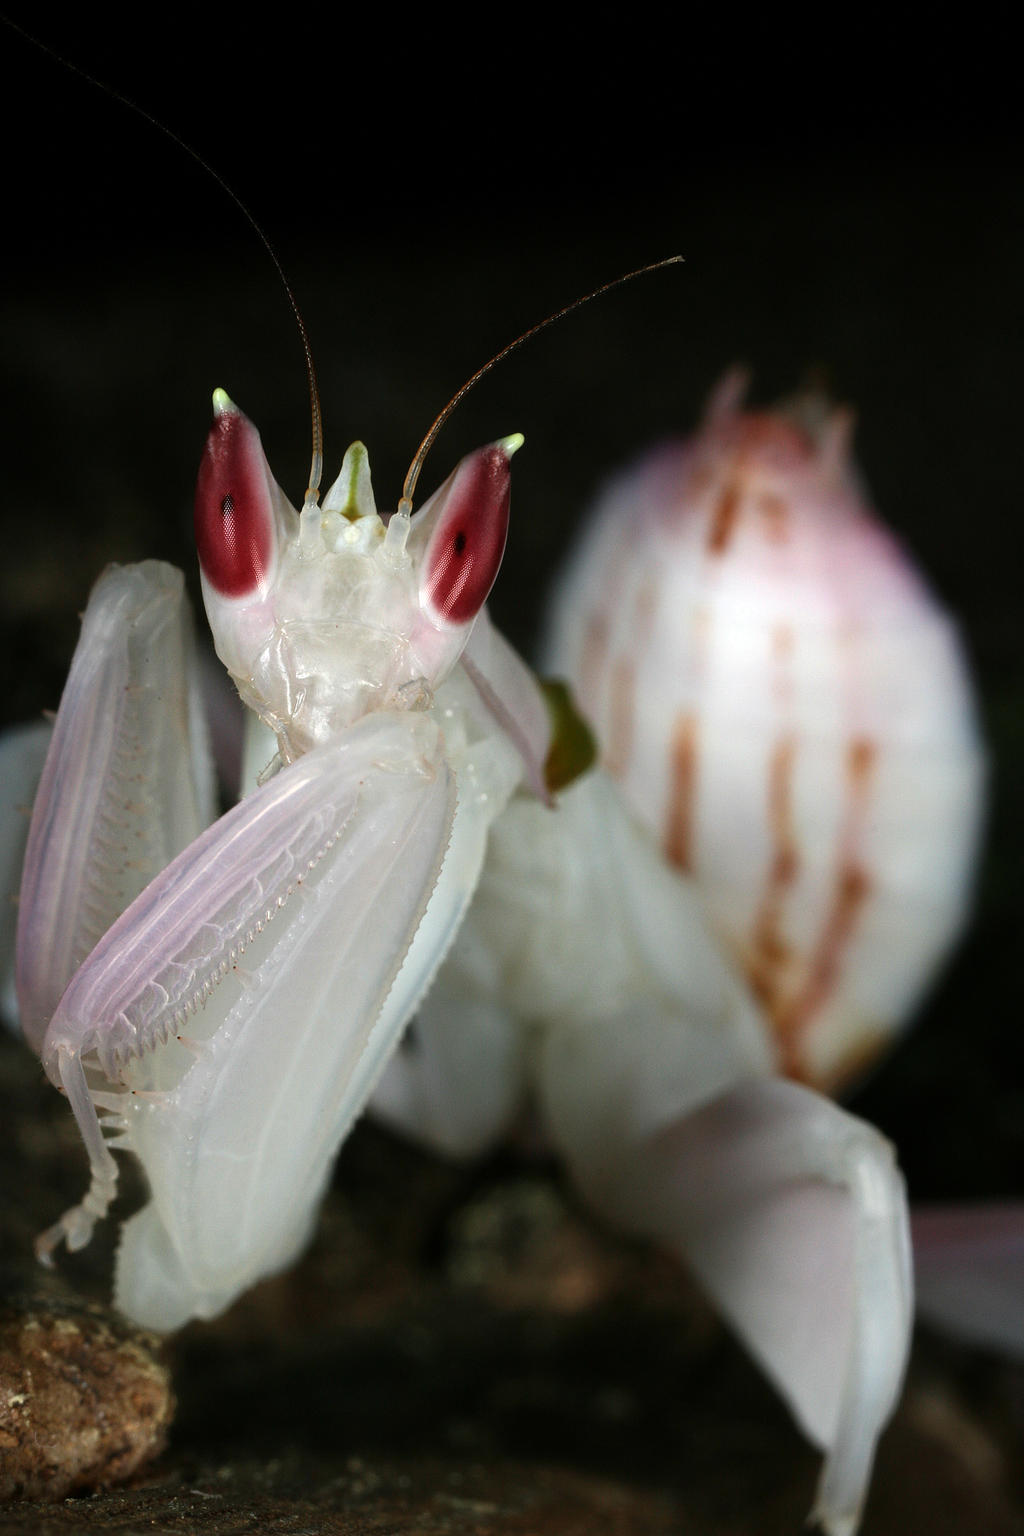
[665,711,699,872]
[772,734,877,1083]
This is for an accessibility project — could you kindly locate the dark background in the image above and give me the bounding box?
[0,12,1020,1200]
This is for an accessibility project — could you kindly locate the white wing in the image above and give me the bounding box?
[16,562,215,1054]
[69,709,458,1328]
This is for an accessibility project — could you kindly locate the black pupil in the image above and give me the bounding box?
[221,494,235,517]
[453,530,467,554]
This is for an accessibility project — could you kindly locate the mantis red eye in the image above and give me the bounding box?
[420,438,519,627]
[195,392,276,598]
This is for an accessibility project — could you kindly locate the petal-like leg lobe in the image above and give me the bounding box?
[543,1064,911,1536]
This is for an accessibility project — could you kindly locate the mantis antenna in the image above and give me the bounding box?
[2,13,324,511]
[4,20,680,518]
[398,256,684,514]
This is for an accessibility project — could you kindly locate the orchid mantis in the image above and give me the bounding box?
[0,367,916,1536]
[13,394,548,1325]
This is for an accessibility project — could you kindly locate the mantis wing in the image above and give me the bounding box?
[39,708,464,1330]
[16,562,216,1054]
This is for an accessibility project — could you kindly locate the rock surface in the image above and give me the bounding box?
[0,1295,172,1499]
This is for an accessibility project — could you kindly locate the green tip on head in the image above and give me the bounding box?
[329,441,377,521]
[499,432,526,458]
[212,387,236,417]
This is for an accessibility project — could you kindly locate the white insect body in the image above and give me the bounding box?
[7,381,918,1536]
[543,372,986,1093]
[15,396,540,1328]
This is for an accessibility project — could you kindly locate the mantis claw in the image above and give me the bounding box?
[34,1225,61,1268]
[35,1162,118,1263]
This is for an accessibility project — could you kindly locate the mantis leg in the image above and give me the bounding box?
[35,1044,120,1261]
[28,708,455,1326]
[96,705,522,1331]
[371,668,533,1159]
[479,771,912,1536]
[540,1044,912,1536]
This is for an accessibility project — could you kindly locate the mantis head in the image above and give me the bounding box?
[195,391,522,762]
